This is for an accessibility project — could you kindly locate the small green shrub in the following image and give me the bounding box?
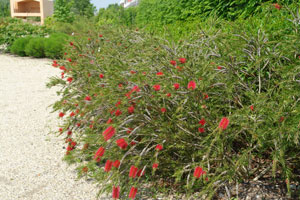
[10,36,32,56]
[25,37,46,58]
[44,33,69,58]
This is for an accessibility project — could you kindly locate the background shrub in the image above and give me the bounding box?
[44,33,69,58]
[25,37,46,58]
[10,36,32,56]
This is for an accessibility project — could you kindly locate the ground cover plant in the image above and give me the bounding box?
[48,3,300,199]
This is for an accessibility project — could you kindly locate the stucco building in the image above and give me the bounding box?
[10,0,54,25]
[120,0,139,8]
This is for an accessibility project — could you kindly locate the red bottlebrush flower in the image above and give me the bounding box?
[61,72,64,79]
[137,169,145,177]
[170,60,177,66]
[89,124,93,129]
[59,66,66,71]
[115,101,121,107]
[217,66,222,70]
[68,58,72,62]
[66,138,72,143]
[130,70,136,74]
[279,116,284,122]
[104,160,113,172]
[71,141,77,148]
[129,187,138,199]
[67,130,72,136]
[76,109,80,114]
[130,141,136,146]
[102,126,116,141]
[156,72,164,76]
[155,144,163,151]
[179,58,186,64]
[106,118,113,124]
[69,112,75,117]
[94,147,105,161]
[166,93,171,97]
[76,123,81,127]
[273,3,282,10]
[193,166,206,178]
[116,138,128,149]
[129,166,138,178]
[115,109,122,116]
[99,74,104,78]
[199,119,206,126]
[161,108,166,113]
[118,83,123,88]
[152,163,159,169]
[82,166,88,173]
[198,128,205,133]
[75,103,79,107]
[250,105,254,111]
[174,83,180,90]
[66,145,73,151]
[153,85,161,91]
[113,160,120,168]
[204,93,209,99]
[128,106,135,114]
[127,128,133,134]
[131,85,140,92]
[85,96,91,101]
[70,42,74,46]
[59,112,65,118]
[99,34,103,37]
[188,80,196,90]
[219,117,229,130]
[59,128,63,133]
[112,186,120,199]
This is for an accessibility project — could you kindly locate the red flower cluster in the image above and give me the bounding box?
[188,80,196,90]
[193,166,206,178]
[129,187,138,199]
[129,165,138,178]
[153,85,161,91]
[112,186,120,199]
[102,126,116,141]
[94,147,105,162]
[104,160,113,172]
[116,138,128,149]
[219,117,229,130]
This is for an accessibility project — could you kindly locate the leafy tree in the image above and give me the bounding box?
[0,0,10,17]
[71,0,96,18]
[53,0,75,23]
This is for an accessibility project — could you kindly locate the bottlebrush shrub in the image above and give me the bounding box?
[48,15,300,199]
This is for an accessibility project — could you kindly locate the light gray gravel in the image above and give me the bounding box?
[0,54,103,200]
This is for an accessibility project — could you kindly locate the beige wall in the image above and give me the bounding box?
[10,0,54,25]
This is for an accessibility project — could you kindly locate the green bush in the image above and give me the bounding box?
[48,4,300,199]
[44,33,69,58]
[10,36,32,56]
[25,37,46,58]
[0,17,49,48]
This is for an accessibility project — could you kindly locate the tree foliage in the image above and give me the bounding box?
[0,0,10,17]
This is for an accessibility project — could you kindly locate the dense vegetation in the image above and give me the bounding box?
[1,0,300,199]
[47,2,300,199]
[0,0,9,17]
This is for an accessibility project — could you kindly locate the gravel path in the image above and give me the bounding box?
[0,54,101,200]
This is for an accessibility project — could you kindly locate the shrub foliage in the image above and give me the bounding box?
[48,4,300,199]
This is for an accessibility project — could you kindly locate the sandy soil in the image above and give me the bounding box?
[0,54,103,200]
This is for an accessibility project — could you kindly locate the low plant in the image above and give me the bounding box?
[44,33,70,58]
[25,37,46,58]
[10,36,32,56]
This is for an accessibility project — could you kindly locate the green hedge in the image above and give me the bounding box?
[10,33,69,58]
